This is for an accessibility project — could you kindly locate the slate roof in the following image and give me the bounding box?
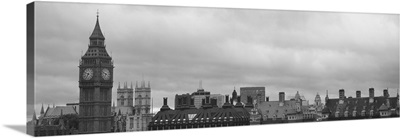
[325,96,398,117]
[258,101,298,118]
[89,16,105,40]
[43,106,78,119]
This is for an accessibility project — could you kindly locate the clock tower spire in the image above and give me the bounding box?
[78,12,113,133]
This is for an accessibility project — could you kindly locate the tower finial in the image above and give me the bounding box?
[97,9,99,18]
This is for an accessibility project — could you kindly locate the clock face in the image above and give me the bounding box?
[82,68,93,80]
[101,68,111,80]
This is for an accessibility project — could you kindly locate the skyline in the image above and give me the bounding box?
[29,2,399,118]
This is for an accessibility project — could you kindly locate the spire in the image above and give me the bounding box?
[89,10,105,40]
[40,103,45,115]
[32,110,37,121]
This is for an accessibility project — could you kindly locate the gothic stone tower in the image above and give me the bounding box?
[135,80,151,115]
[117,82,134,107]
[78,14,113,133]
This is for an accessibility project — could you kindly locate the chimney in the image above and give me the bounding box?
[369,88,375,104]
[339,89,345,99]
[266,96,269,102]
[369,88,375,98]
[160,97,171,111]
[356,91,361,98]
[163,97,168,105]
[222,95,233,108]
[205,96,210,104]
[383,89,389,98]
[279,92,285,102]
[237,96,241,103]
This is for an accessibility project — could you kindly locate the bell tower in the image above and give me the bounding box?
[78,12,114,133]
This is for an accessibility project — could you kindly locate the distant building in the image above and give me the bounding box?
[258,92,303,124]
[323,88,399,120]
[175,81,224,109]
[240,87,265,104]
[288,92,309,106]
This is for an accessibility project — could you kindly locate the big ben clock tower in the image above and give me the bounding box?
[78,13,113,133]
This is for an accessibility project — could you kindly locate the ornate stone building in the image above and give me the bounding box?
[78,13,113,133]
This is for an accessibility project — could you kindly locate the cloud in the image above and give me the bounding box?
[30,2,399,116]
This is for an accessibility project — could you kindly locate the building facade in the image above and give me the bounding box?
[323,88,399,120]
[78,14,113,133]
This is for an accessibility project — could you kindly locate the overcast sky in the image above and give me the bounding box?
[30,2,399,117]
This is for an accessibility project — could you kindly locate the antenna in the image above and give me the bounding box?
[96,9,99,18]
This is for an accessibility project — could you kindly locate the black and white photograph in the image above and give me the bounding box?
[21,0,400,137]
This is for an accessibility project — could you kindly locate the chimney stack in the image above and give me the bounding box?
[163,97,168,105]
[356,91,361,98]
[266,96,269,102]
[339,89,345,99]
[383,89,389,98]
[160,97,171,111]
[369,88,375,103]
[369,88,375,98]
[279,92,285,102]
[225,95,229,103]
